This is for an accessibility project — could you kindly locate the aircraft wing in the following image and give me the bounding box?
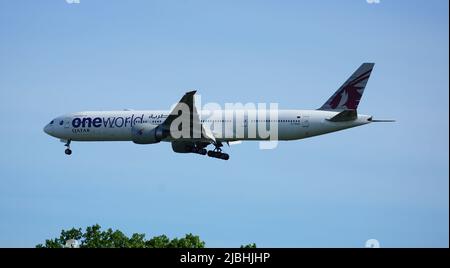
[161,90,215,142]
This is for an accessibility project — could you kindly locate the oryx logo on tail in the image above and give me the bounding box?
[319,63,374,111]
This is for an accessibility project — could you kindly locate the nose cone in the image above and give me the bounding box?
[43,124,52,136]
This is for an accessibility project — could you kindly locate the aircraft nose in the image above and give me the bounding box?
[43,124,51,135]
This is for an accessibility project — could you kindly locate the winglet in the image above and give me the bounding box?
[185,90,197,95]
[161,90,216,141]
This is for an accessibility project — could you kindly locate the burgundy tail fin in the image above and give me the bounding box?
[319,63,374,111]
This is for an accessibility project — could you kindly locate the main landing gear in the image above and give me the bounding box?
[191,146,207,155]
[207,142,229,160]
[64,139,72,155]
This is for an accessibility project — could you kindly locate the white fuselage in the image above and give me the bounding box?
[43,109,372,142]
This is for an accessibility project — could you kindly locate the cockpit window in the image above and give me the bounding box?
[59,120,64,125]
[49,120,54,124]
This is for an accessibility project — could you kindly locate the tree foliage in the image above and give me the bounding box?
[240,243,257,248]
[36,224,207,248]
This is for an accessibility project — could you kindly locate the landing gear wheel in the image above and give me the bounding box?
[206,142,230,160]
[207,150,229,160]
[64,139,72,155]
[191,146,207,155]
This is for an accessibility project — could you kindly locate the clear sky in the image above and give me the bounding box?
[0,0,448,247]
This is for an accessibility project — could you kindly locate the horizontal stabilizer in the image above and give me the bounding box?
[326,110,357,122]
[368,118,396,122]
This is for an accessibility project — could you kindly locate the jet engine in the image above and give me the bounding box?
[171,141,193,153]
[171,141,208,155]
[131,124,165,144]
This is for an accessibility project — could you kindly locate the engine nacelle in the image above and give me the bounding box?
[171,141,193,153]
[132,123,164,144]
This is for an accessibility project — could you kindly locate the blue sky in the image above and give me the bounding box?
[0,0,448,247]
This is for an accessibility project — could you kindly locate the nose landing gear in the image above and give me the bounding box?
[64,139,72,155]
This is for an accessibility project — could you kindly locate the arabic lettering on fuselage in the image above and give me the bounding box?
[71,114,168,128]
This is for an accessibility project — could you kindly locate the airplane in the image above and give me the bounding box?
[43,63,394,160]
